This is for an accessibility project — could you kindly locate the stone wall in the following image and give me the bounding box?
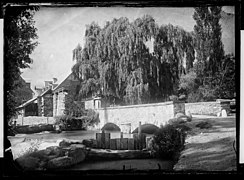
[185,100,231,116]
[43,94,53,117]
[55,92,66,116]
[85,99,95,110]
[13,116,55,126]
[96,101,184,132]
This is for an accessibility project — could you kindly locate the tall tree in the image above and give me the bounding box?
[193,6,224,80]
[72,15,195,105]
[4,5,39,121]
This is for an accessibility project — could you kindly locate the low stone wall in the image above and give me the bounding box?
[13,116,55,126]
[185,100,231,116]
[96,101,185,132]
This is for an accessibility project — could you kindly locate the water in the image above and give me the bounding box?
[9,130,135,142]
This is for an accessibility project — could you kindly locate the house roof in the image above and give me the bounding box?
[17,96,37,109]
[39,88,52,97]
[53,72,79,93]
[17,87,52,109]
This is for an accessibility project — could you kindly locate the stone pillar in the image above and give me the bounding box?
[94,97,102,109]
[216,99,231,116]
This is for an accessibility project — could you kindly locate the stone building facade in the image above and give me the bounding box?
[52,73,80,117]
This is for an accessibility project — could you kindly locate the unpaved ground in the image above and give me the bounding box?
[173,114,236,171]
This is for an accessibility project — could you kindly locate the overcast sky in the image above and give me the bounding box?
[20,6,235,90]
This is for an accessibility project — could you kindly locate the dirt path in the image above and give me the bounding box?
[173,115,236,171]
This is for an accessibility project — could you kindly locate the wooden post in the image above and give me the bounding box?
[105,133,110,149]
[138,121,142,137]
[120,138,128,150]
[138,121,142,149]
[101,130,106,149]
[116,138,121,150]
[110,139,117,150]
[120,132,123,139]
[128,138,134,150]
[96,133,102,149]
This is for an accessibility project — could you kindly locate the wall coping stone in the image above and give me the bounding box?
[97,101,174,110]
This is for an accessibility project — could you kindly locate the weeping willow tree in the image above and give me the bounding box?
[72,15,195,105]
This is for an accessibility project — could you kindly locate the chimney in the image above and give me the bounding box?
[26,82,31,89]
[53,78,58,84]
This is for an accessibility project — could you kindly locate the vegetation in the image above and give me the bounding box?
[4,5,39,122]
[150,124,186,160]
[72,15,195,105]
[54,109,100,130]
[178,6,235,102]
[71,6,235,106]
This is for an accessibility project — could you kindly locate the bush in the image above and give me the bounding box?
[54,109,100,131]
[54,115,84,131]
[150,124,186,160]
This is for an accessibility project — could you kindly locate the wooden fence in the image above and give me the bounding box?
[84,122,150,150]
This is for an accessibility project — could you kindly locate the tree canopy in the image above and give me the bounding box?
[72,15,195,105]
[4,5,39,121]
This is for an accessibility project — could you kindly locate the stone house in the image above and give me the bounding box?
[17,78,58,118]
[52,73,80,117]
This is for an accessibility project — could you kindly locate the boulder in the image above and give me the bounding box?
[168,118,185,125]
[47,156,73,169]
[82,139,97,148]
[59,139,72,147]
[64,146,86,164]
[45,146,65,157]
[16,155,40,170]
[175,113,192,122]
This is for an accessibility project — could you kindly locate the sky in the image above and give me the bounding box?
[20,6,235,90]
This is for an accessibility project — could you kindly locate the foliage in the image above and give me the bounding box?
[150,124,186,160]
[4,5,39,122]
[54,109,99,130]
[14,77,34,106]
[72,15,195,105]
[193,6,224,79]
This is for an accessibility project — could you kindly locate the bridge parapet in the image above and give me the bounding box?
[95,101,185,132]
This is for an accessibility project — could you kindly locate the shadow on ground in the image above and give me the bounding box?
[174,116,236,171]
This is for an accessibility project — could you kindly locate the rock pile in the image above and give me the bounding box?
[15,139,88,171]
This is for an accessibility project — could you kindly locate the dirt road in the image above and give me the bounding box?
[173,115,236,171]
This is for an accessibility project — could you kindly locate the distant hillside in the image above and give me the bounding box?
[220,10,235,56]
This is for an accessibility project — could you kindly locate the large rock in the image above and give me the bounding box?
[175,113,192,122]
[47,146,87,169]
[168,118,186,125]
[59,139,72,147]
[47,156,73,169]
[16,155,40,170]
[64,146,86,164]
